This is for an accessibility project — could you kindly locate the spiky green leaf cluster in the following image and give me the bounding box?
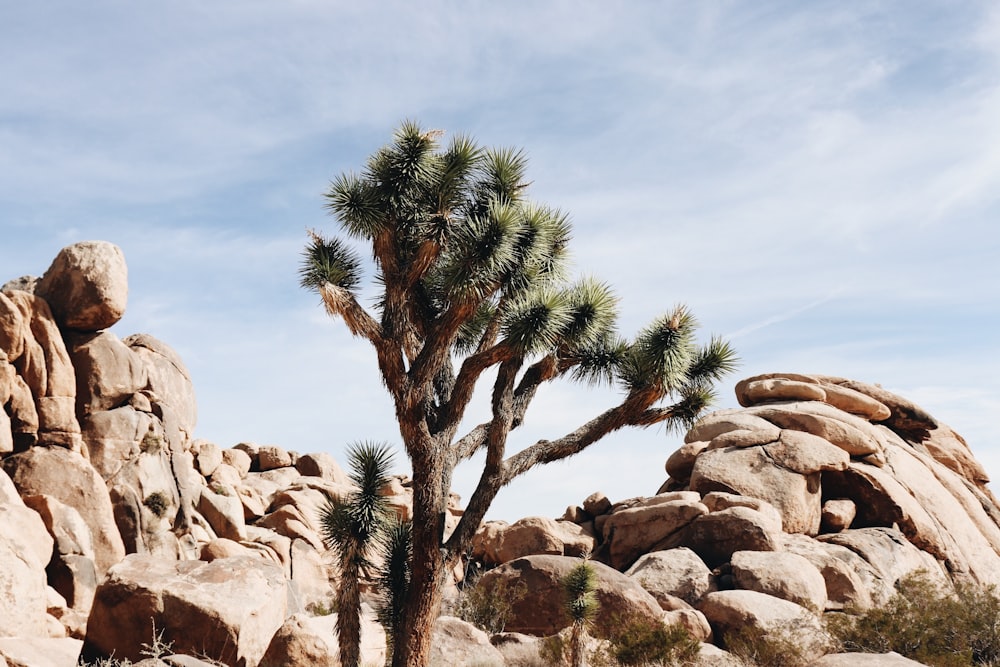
[319,441,395,565]
[376,518,412,655]
[299,233,363,293]
[562,561,599,625]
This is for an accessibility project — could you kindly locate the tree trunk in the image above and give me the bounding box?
[570,622,587,667]
[391,449,450,667]
[337,559,362,667]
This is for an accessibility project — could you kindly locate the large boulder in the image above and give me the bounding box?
[124,334,197,440]
[479,516,596,566]
[429,617,505,667]
[697,590,829,660]
[259,613,336,667]
[0,637,83,667]
[34,241,128,332]
[683,506,782,568]
[82,555,290,666]
[689,444,822,535]
[626,547,716,607]
[0,503,54,637]
[3,291,81,450]
[66,330,147,418]
[476,555,665,638]
[813,652,927,667]
[602,494,708,570]
[730,550,827,611]
[22,494,98,612]
[2,447,124,576]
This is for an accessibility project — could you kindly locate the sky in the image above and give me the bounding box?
[2,1,998,522]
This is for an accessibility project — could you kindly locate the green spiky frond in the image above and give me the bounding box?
[345,441,395,535]
[325,173,384,240]
[561,278,618,351]
[562,561,599,625]
[319,441,395,564]
[470,146,529,213]
[570,334,630,387]
[367,121,442,207]
[618,305,698,393]
[299,232,362,293]
[437,200,522,301]
[376,518,412,653]
[434,134,482,216]
[500,204,571,294]
[685,336,740,388]
[501,288,574,355]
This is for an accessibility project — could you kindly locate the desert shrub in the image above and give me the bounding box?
[540,633,571,665]
[454,572,528,635]
[142,491,170,517]
[826,571,1000,667]
[724,622,810,667]
[306,599,337,616]
[607,615,700,666]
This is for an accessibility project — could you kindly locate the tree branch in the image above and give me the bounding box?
[444,358,519,554]
[318,283,408,405]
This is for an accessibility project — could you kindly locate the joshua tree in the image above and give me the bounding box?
[563,560,599,667]
[318,441,395,667]
[375,517,412,663]
[300,121,738,667]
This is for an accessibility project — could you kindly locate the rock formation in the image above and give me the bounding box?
[2,241,1000,666]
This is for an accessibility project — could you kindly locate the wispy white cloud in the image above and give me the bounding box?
[2,1,998,521]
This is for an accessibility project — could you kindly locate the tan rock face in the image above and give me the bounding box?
[429,617,506,667]
[66,331,147,418]
[690,445,822,535]
[0,292,26,362]
[0,504,54,638]
[82,555,289,666]
[730,550,827,611]
[698,590,829,660]
[34,241,128,332]
[478,555,665,638]
[0,637,84,667]
[626,547,716,607]
[2,447,125,576]
[684,506,782,568]
[4,292,81,450]
[259,613,336,667]
[294,452,349,485]
[814,651,927,667]
[124,334,197,439]
[603,498,708,570]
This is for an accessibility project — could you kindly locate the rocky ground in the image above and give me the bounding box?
[2,241,999,667]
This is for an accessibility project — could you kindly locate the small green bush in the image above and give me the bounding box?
[142,491,170,518]
[454,573,527,635]
[826,571,1000,667]
[607,615,700,667]
[724,622,810,667]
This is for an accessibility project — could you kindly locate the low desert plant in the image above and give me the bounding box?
[306,599,337,616]
[142,491,170,518]
[608,615,700,667]
[454,571,528,635]
[826,571,1000,667]
[724,622,810,667]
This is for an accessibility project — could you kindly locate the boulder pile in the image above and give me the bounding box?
[472,372,1000,663]
[0,242,462,666]
[2,241,999,666]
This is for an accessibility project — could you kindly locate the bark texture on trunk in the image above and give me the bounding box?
[392,451,449,667]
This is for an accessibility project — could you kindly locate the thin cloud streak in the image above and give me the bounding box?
[1,1,997,520]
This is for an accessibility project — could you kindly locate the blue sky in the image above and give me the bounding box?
[2,2,998,521]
